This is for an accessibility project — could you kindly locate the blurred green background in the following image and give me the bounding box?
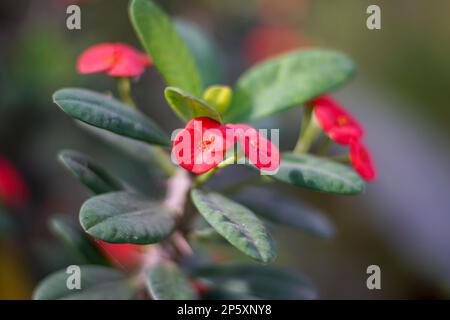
[1,0,450,299]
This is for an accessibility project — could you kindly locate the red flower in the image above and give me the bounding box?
[226,124,280,173]
[77,43,152,77]
[172,118,280,175]
[95,240,143,269]
[350,141,376,181]
[310,96,363,145]
[191,280,211,296]
[0,157,29,208]
[172,117,228,174]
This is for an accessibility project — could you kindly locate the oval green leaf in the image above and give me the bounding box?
[192,264,316,300]
[147,263,197,300]
[58,149,124,195]
[224,49,355,122]
[130,0,203,96]
[33,265,135,300]
[272,153,364,195]
[49,214,109,265]
[80,191,175,244]
[164,87,222,123]
[190,189,275,263]
[53,88,170,146]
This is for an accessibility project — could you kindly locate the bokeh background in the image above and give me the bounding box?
[1,0,450,299]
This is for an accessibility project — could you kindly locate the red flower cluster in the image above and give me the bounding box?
[0,157,29,208]
[172,117,280,175]
[77,43,152,77]
[309,96,376,181]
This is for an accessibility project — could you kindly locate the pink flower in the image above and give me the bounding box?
[0,157,29,208]
[95,240,143,269]
[226,124,280,173]
[350,141,376,181]
[172,117,228,174]
[310,96,364,145]
[172,117,280,175]
[77,43,152,77]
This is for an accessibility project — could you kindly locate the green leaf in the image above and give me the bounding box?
[232,187,335,238]
[271,153,364,195]
[33,265,135,300]
[49,214,109,265]
[77,122,155,165]
[130,0,202,96]
[174,19,225,87]
[193,264,316,300]
[190,189,275,263]
[164,87,222,123]
[147,263,197,300]
[190,227,227,243]
[202,85,232,115]
[53,88,170,146]
[224,49,355,122]
[58,149,124,195]
[80,191,175,244]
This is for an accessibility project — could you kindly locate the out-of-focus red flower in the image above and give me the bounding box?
[0,157,29,208]
[310,96,364,145]
[95,240,144,269]
[243,25,309,64]
[350,141,376,181]
[191,280,211,296]
[226,124,280,173]
[172,117,228,174]
[77,43,152,77]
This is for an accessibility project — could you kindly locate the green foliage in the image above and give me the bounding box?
[193,264,316,300]
[191,189,276,263]
[232,187,335,238]
[202,85,233,115]
[130,0,203,96]
[33,266,135,300]
[49,215,109,265]
[164,87,222,123]
[147,264,197,300]
[58,150,124,195]
[224,50,355,122]
[174,19,225,87]
[53,88,170,146]
[40,0,371,301]
[79,191,175,244]
[272,153,364,195]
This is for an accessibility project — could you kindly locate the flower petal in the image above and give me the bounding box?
[77,43,116,74]
[350,141,376,181]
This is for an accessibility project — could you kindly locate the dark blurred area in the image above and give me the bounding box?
[1,0,449,299]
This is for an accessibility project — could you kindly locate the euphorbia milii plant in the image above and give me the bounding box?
[34,0,376,300]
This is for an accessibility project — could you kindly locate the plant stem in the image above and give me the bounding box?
[294,109,321,154]
[115,77,136,108]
